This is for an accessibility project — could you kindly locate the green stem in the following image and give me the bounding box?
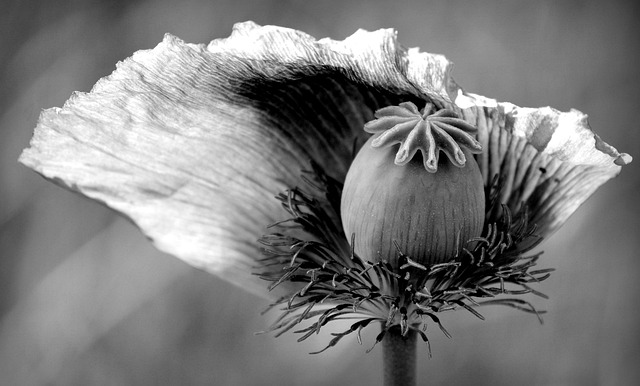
[382,327,418,386]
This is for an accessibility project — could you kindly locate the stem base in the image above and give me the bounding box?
[382,327,418,386]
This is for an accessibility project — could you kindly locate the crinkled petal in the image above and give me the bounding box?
[456,92,631,240]
[20,21,630,299]
[19,22,456,297]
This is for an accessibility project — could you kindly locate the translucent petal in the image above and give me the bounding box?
[19,22,630,299]
[456,92,631,240]
[19,23,456,297]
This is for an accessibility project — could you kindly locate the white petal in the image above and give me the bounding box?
[458,92,631,239]
[20,23,456,297]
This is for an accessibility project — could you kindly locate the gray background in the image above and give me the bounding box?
[1,0,639,385]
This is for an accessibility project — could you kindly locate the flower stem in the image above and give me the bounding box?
[382,326,418,386]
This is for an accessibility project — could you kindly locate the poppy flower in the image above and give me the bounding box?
[19,21,631,385]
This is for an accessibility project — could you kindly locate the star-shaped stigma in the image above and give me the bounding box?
[364,101,483,172]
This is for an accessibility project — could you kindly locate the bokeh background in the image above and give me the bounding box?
[2,0,639,385]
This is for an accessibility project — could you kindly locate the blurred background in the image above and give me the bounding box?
[1,0,639,385]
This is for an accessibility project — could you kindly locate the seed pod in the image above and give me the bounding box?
[340,102,485,269]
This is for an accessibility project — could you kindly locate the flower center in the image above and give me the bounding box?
[256,95,551,358]
[364,101,482,172]
[341,101,486,269]
[258,159,550,355]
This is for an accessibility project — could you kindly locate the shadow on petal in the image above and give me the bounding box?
[19,25,437,298]
[20,21,630,299]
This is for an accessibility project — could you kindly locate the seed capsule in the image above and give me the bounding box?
[340,102,485,269]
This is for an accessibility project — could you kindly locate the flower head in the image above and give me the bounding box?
[20,22,631,353]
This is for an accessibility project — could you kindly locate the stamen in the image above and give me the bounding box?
[258,165,552,354]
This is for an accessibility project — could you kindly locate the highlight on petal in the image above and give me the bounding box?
[19,22,459,297]
[19,21,630,299]
[456,91,632,240]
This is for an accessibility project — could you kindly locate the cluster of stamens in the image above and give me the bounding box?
[257,161,552,354]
